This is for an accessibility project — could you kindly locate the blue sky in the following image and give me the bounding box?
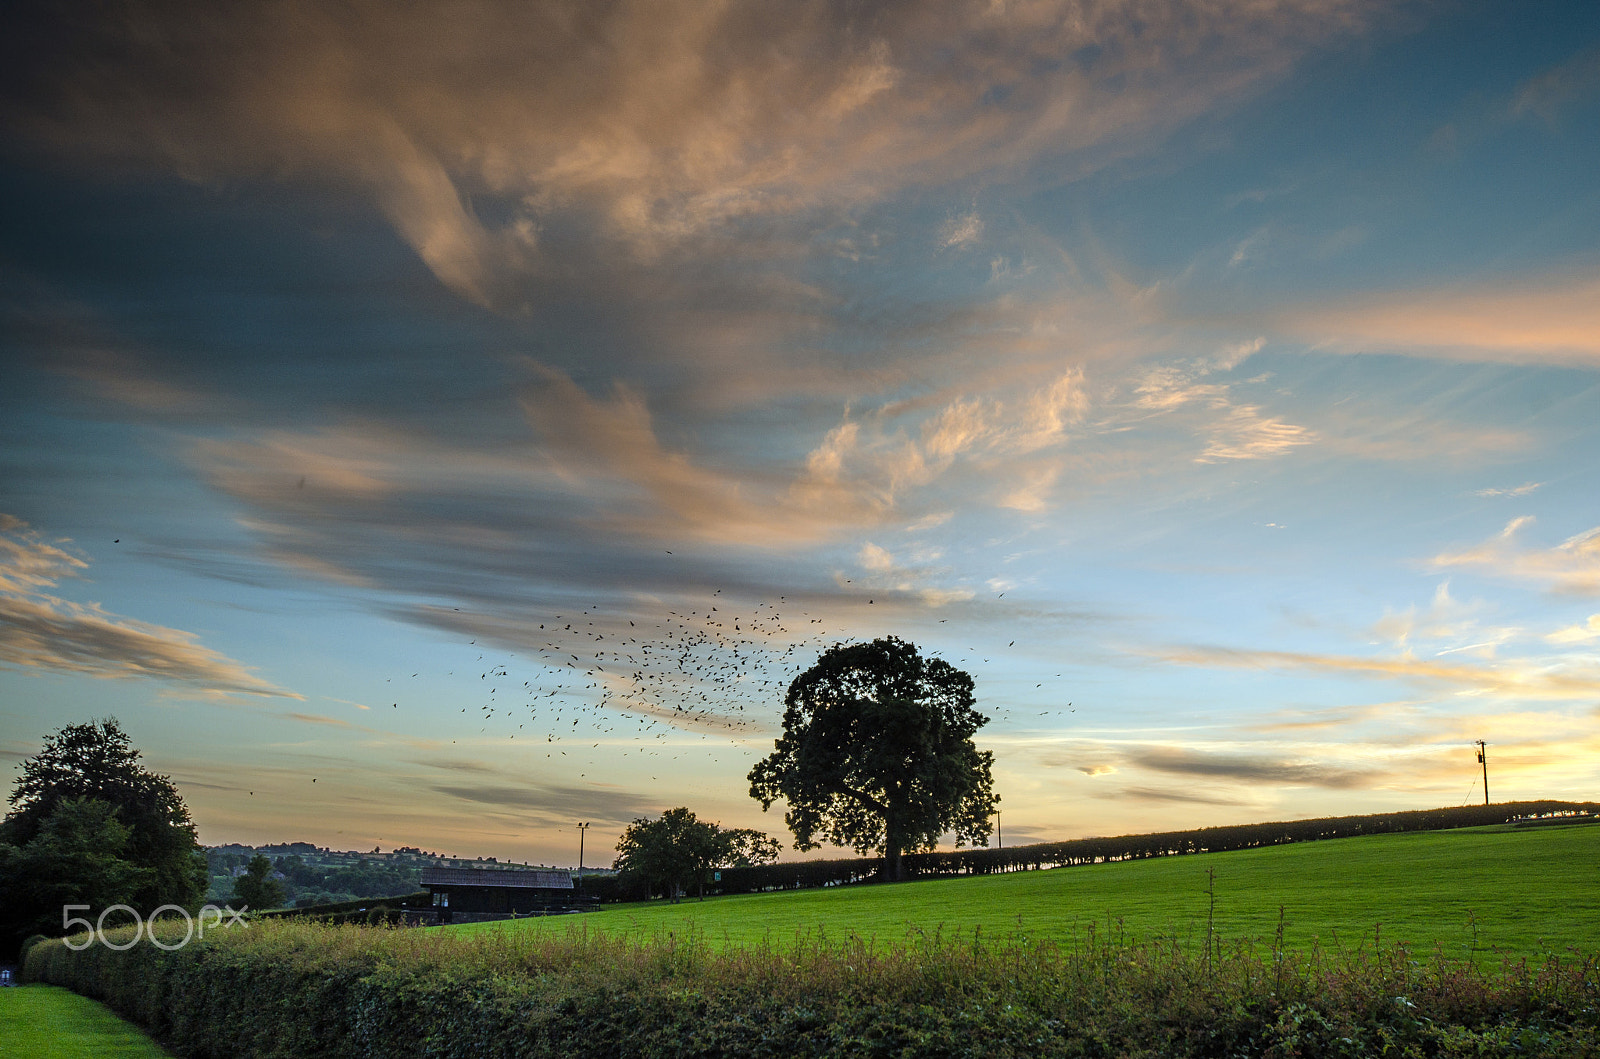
[2,0,1598,866]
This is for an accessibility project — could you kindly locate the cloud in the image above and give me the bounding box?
[1125,746,1384,788]
[2,0,1385,305]
[0,515,296,697]
[1092,785,1255,807]
[1277,272,1600,365]
[1195,403,1316,463]
[1370,581,1511,655]
[284,712,355,729]
[1507,44,1600,125]
[1153,641,1600,702]
[852,541,973,608]
[799,368,1090,512]
[939,211,983,249]
[520,368,883,545]
[1473,482,1542,498]
[430,782,651,825]
[1431,517,1600,596]
[1118,342,1313,463]
[1547,615,1600,645]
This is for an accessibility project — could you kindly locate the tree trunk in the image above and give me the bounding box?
[884,818,906,882]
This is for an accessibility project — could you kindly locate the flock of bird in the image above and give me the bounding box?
[379,587,1074,780]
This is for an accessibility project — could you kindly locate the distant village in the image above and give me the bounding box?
[204,843,611,908]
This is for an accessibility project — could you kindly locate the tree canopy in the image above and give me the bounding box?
[612,807,778,902]
[1,719,207,916]
[747,637,997,881]
[0,797,152,947]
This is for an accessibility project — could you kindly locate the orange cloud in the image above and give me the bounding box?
[1152,642,1600,702]
[1431,517,1600,596]
[0,516,296,698]
[7,0,1385,305]
[1279,272,1600,364]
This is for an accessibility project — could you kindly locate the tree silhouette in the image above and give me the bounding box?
[748,637,996,881]
[613,808,779,901]
[2,718,206,913]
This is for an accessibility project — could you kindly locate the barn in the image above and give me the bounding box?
[419,867,578,922]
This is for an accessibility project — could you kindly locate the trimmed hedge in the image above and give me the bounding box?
[685,800,1600,898]
[24,914,1599,1058]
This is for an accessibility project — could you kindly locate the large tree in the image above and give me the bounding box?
[1,719,207,914]
[748,637,997,881]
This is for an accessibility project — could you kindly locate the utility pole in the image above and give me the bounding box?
[576,822,589,878]
[1474,741,1489,806]
[996,810,1003,851]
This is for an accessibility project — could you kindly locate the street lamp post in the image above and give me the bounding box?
[576,822,590,880]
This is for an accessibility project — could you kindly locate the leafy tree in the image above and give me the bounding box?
[0,797,151,950]
[231,854,285,911]
[748,636,997,881]
[1,719,207,911]
[612,808,778,902]
[717,827,781,868]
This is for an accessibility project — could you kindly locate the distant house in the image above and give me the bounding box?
[419,867,580,921]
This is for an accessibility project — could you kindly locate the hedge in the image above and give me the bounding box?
[683,801,1600,899]
[24,913,1599,1058]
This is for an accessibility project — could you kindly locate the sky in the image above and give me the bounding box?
[2,0,1598,868]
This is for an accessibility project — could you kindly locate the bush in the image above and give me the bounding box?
[23,913,1600,1058]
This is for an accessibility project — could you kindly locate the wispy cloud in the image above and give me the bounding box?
[1116,341,1314,463]
[1278,272,1600,364]
[1152,642,1600,702]
[0,515,295,698]
[1125,746,1385,788]
[939,211,984,250]
[1473,482,1542,498]
[1195,403,1316,463]
[1092,785,1256,807]
[1370,581,1514,656]
[1547,615,1600,645]
[4,0,1385,305]
[1432,517,1600,596]
[1507,44,1600,124]
[430,783,652,827]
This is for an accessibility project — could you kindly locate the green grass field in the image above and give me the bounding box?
[465,822,1600,960]
[0,985,174,1058]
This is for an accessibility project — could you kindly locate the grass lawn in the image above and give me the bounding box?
[0,985,174,1058]
[465,822,1600,960]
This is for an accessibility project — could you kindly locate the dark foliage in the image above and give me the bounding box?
[613,808,780,902]
[749,637,997,881]
[231,854,286,912]
[24,913,1599,1058]
[611,800,1600,900]
[0,719,207,957]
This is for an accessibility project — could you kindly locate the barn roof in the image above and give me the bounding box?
[420,867,574,890]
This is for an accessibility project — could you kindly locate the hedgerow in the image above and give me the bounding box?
[686,801,1600,896]
[25,914,1600,1057]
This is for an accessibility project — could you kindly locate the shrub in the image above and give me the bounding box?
[24,913,1599,1057]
